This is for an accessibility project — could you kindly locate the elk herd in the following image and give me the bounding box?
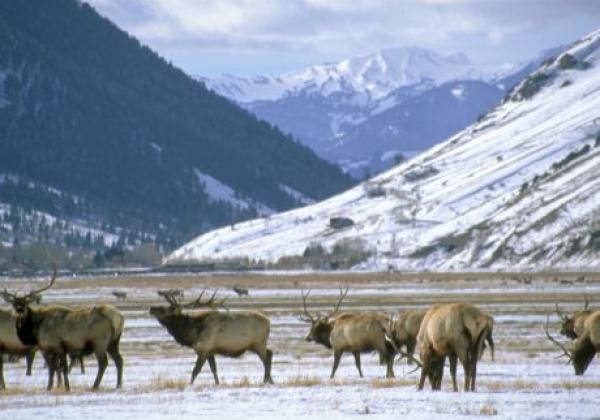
[0,270,598,393]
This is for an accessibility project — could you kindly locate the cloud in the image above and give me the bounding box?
[85,0,600,75]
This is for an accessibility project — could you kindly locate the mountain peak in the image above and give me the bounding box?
[203,46,490,103]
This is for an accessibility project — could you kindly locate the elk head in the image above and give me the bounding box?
[557,296,591,339]
[299,287,348,349]
[1,267,57,317]
[150,288,227,320]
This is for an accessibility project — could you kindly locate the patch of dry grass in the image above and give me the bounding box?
[479,404,499,416]
[283,375,322,387]
[370,378,415,388]
[134,376,188,392]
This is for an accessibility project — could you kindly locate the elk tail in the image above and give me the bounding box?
[472,324,489,365]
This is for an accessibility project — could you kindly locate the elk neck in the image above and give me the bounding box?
[156,312,203,348]
[14,306,42,346]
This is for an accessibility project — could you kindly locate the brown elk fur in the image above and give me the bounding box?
[390,309,427,364]
[0,308,36,389]
[417,303,491,392]
[12,303,124,390]
[301,290,396,379]
[548,311,600,376]
[150,295,273,385]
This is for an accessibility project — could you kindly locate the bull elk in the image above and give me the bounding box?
[417,303,493,392]
[545,311,600,375]
[300,288,396,379]
[150,289,274,385]
[0,308,36,389]
[1,269,124,391]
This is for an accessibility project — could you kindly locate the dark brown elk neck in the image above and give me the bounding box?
[156,313,204,348]
[14,307,43,346]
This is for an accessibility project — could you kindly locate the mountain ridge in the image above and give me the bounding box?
[170,28,600,270]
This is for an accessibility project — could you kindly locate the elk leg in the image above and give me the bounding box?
[449,355,458,392]
[418,360,429,390]
[470,360,477,392]
[0,352,5,390]
[191,354,206,384]
[25,350,35,376]
[107,337,123,388]
[46,354,56,391]
[68,355,77,373]
[353,352,364,378]
[60,353,70,391]
[330,350,342,379]
[406,340,416,365]
[207,356,219,385]
[92,352,108,390]
[79,356,85,374]
[261,349,274,384]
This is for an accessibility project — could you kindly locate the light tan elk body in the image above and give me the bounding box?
[417,303,492,392]
[0,308,36,389]
[149,289,274,384]
[301,289,396,379]
[390,309,427,364]
[1,271,124,391]
[546,310,600,375]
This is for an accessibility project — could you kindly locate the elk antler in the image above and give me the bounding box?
[330,286,349,316]
[544,315,572,362]
[158,289,183,307]
[1,265,57,304]
[554,301,568,321]
[26,266,57,299]
[583,294,591,311]
[182,289,227,309]
[299,289,316,323]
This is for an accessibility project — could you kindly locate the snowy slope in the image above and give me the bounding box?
[171,29,600,270]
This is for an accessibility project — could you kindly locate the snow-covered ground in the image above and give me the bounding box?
[169,28,600,271]
[1,274,599,419]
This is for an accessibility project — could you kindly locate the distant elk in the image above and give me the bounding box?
[389,309,427,364]
[112,291,127,301]
[300,288,397,379]
[232,286,249,297]
[150,289,274,385]
[1,269,125,391]
[545,303,600,375]
[0,308,36,389]
[417,303,494,392]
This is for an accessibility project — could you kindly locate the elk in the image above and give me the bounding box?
[0,308,36,389]
[417,303,492,392]
[555,296,593,339]
[112,291,127,301]
[300,288,396,379]
[1,269,124,391]
[149,289,274,385]
[232,286,249,297]
[545,311,600,375]
[389,309,427,364]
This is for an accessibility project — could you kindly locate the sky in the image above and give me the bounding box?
[86,0,600,76]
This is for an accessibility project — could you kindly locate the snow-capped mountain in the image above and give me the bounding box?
[203,47,492,104]
[171,29,600,270]
[200,47,545,177]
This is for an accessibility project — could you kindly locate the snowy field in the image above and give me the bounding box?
[1,272,599,419]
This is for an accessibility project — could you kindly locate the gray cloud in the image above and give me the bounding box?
[85,0,600,75]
